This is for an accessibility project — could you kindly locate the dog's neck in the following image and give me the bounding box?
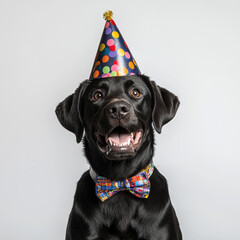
[90,161,154,183]
[83,131,155,180]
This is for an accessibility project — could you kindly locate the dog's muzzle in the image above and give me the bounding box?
[95,100,143,160]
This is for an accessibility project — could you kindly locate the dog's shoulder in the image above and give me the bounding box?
[151,167,169,193]
[143,167,171,210]
[75,170,95,199]
[74,171,98,207]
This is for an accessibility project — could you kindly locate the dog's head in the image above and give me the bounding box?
[56,75,179,162]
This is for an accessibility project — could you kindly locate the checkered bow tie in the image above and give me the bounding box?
[91,163,154,202]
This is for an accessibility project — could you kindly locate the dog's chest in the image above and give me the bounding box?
[102,192,137,226]
[93,192,139,238]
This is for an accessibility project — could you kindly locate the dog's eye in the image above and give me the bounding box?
[93,91,103,101]
[131,89,141,98]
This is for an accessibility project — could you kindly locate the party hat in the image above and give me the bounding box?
[89,11,141,80]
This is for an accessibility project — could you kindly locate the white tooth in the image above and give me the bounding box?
[113,143,116,146]
[109,139,112,146]
[131,133,134,138]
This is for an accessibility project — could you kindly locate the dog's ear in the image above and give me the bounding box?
[150,80,180,133]
[55,82,88,143]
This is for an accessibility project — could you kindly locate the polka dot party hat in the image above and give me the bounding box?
[89,10,141,80]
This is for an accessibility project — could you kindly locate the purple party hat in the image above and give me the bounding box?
[89,11,141,80]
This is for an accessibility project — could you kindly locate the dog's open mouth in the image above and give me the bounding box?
[96,126,143,159]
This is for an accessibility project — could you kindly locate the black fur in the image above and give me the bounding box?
[56,75,182,239]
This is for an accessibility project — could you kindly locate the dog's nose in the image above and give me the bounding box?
[106,101,130,119]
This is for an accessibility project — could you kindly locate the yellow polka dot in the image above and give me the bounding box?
[123,67,128,74]
[93,70,99,78]
[118,48,125,56]
[129,61,134,69]
[119,67,128,76]
[118,71,124,76]
[99,43,105,51]
[112,31,119,38]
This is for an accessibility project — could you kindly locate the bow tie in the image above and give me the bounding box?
[90,162,154,202]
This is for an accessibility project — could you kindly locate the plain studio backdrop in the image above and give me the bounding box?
[1,0,240,239]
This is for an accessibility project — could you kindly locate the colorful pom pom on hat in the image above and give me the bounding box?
[89,10,141,80]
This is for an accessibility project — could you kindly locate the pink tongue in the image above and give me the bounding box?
[108,132,131,144]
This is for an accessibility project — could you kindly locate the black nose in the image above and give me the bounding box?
[106,101,130,119]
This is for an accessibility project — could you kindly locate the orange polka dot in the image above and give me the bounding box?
[93,70,99,78]
[102,55,109,63]
[133,58,137,66]
[94,61,100,68]
[129,61,134,69]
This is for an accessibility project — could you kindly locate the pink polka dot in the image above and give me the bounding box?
[102,73,111,78]
[111,64,119,72]
[125,52,130,59]
[105,22,109,28]
[130,73,135,75]
[107,39,114,47]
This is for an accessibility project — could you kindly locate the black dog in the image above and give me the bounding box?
[56,75,182,239]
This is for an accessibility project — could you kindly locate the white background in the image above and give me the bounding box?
[1,0,240,239]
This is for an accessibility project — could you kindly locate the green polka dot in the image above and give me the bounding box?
[103,66,110,74]
[110,71,117,76]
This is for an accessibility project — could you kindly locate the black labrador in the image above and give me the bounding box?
[56,75,182,240]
